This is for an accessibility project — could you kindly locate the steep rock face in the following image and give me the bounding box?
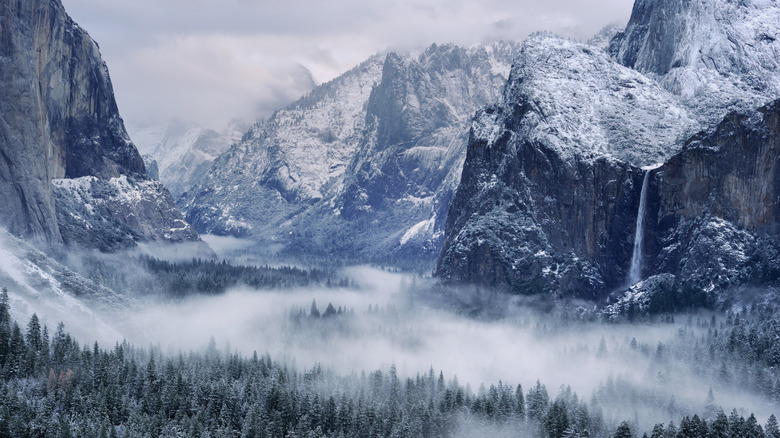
[53,176,200,251]
[645,100,780,293]
[0,0,199,249]
[183,42,518,262]
[609,0,780,123]
[182,55,386,237]
[436,35,695,297]
[439,0,780,299]
[333,43,517,258]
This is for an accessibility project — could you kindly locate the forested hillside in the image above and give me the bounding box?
[2,287,780,437]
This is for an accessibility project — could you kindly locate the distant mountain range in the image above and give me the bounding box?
[180,42,519,265]
[128,120,248,199]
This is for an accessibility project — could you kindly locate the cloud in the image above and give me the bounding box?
[60,0,634,127]
[106,34,319,126]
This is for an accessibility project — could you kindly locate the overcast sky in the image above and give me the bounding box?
[60,0,634,129]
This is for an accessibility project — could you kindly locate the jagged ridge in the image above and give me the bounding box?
[182,42,519,263]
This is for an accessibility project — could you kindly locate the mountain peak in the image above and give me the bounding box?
[609,0,780,121]
[497,33,695,167]
[182,41,520,262]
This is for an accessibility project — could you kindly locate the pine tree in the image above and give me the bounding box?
[8,323,25,377]
[613,421,633,438]
[704,388,718,420]
[597,336,608,358]
[515,384,525,420]
[310,300,320,318]
[710,410,729,438]
[25,314,42,351]
[527,380,549,423]
[0,288,9,325]
[323,303,336,318]
[743,413,764,438]
[544,399,570,437]
[767,415,780,438]
[728,408,745,436]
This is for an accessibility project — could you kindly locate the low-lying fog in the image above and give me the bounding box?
[0,231,775,431]
[107,265,774,426]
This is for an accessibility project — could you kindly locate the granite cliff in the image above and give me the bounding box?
[0,0,200,250]
[436,34,696,297]
[437,0,780,301]
[645,100,780,296]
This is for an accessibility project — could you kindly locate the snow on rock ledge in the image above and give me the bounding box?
[53,176,201,251]
[498,33,697,167]
[610,0,780,124]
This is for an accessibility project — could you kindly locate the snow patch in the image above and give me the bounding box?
[400,216,436,246]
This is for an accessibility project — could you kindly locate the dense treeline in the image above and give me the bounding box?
[137,256,353,298]
[597,302,780,408]
[1,286,780,437]
[62,250,353,300]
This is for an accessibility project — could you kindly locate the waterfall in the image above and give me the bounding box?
[628,170,651,285]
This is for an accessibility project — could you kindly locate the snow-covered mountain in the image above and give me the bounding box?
[0,0,202,250]
[182,42,519,263]
[182,54,385,237]
[437,0,780,300]
[52,175,201,251]
[128,120,247,198]
[610,0,780,124]
[495,33,697,167]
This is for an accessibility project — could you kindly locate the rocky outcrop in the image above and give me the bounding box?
[182,42,518,263]
[609,0,780,123]
[436,34,695,297]
[438,0,780,300]
[645,99,780,293]
[0,0,200,249]
[53,175,200,251]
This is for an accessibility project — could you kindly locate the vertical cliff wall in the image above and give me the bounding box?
[436,34,695,297]
[644,100,780,293]
[0,0,198,249]
[438,0,780,300]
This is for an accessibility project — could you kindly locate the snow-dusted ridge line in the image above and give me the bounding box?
[496,34,698,167]
[182,41,520,261]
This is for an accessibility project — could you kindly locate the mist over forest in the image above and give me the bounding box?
[3,234,780,437]
[3,0,780,435]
